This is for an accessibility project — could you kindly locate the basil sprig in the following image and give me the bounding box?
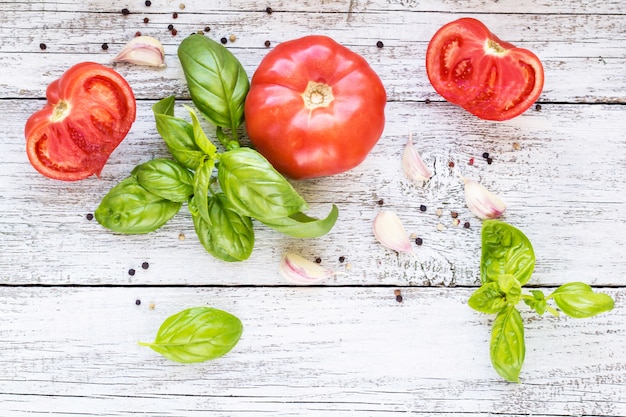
[95,35,338,261]
[139,307,243,363]
[469,220,615,382]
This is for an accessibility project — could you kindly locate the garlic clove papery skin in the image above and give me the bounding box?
[463,177,506,220]
[402,132,431,185]
[280,252,329,285]
[113,36,166,67]
[373,210,413,253]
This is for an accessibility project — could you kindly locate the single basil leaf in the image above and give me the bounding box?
[178,34,249,131]
[218,147,308,219]
[258,205,339,238]
[192,194,254,262]
[95,177,181,234]
[490,307,525,383]
[523,290,547,315]
[152,97,205,170]
[139,307,243,363]
[193,158,215,226]
[468,283,508,314]
[497,274,522,306]
[551,282,615,318]
[481,220,535,286]
[184,104,218,157]
[132,158,194,203]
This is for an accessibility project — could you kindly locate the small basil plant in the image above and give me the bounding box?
[469,220,615,382]
[95,34,338,262]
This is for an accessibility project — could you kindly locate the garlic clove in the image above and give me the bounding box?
[280,252,330,285]
[462,177,506,219]
[402,131,431,185]
[113,36,166,67]
[373,210,413,253]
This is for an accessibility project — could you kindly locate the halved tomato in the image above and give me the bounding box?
[25,62,136,181]
[426,18,544,121]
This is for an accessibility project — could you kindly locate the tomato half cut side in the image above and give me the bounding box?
[25,62,136,181]
[425,18,544,121]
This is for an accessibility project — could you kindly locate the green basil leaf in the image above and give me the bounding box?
[178,34,249,131]
[192,194,254,262]
[184,104,218,157]
[550,282,615,318]
[132,158,194,203]
[468,282,507,314]
[193,158,215,226]
[523,290,548,315]
[258,205,339,238]
[498,274,522,305]
[490,307,525,383]
[153,97,205,170]
[218,147,308,219]
[95,177,181,234]
[139,307,243,363]
[481,220,535,286]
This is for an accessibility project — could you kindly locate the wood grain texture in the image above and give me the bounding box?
[1,0,625,415]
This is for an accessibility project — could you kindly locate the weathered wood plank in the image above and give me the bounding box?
[2,9,625,102]
[3,99,625,286]
[0,286,623,416]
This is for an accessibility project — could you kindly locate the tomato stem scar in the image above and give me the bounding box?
[302,81,334,110]
[51,100,70,122]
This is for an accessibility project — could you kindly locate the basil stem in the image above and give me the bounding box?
[139,307,243,363]
[95,177,182,234]
[178,34,249,140]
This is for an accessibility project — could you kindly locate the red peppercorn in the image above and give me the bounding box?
[135,31,141,37]
[171,28,178,36]
[469,157,474,165]
[143,17,149,23]
[173,12,178,18]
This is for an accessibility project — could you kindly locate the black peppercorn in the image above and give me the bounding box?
[419,204,427,212]
[143,17,149,24]
[376,40,384,48]
[266,7,273,14]
[142,262,149,270]
[463,221,471,229]
[220,37,227,44]
[264,40,271,47]
[204,26,211,32]
[377,199,384,206]
[535,103,542,111]
[396,294,403,303]
[173,12,178,19]
[135,299,141,305]
[122,8,130,15]
[315,257,322,264]
[339,256,345,263]
[86,213,94,220]
[128,268,136,276]
[486,157,493,165]
[168,24,174,30]
[145,0,151,5]
[482,152,490,159]
[39,43,47,50]
[415,237,423,246]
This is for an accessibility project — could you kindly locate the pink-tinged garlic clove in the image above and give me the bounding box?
[373,210,413,253]
[113,36,166,67]
[462,177,506,219]
[279,252,330,285]
[402,131,431,185]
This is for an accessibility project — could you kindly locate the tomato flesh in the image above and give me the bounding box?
[244,35,387,180]
[25,62,136,181]
[426,18,544,121]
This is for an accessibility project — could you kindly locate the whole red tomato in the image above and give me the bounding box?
[244,35,386,180]
[25,62,136,181]
[426,18,544,121]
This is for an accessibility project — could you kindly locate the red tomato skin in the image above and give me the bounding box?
[426,18,544,121]
[25,62,136,181]
[244,35,387,180]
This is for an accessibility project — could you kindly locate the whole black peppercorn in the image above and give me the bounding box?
[142,262,149,270]
[145,0,151,5]
[220,37,227,44]
[168,24,174,30]
[264,40,271,47]
[266,6,273,14]
[535,103,542,111]
[377,199,384,206]
[376,40,384,48]
[482,152,490,159]
[204,26,211,32]
[396,294,403,303]
[315,257,322,264]
[419,204,427,212]
[486,157,493,165]
[463,221,471,229]
[415,237,423,246]
[425,98,431,104]
[128,268,136,276]
[135,299,141,306]
[86,213,94,220]
[338,256,345,263]
[39,43,47,50]
[122,8,130,15]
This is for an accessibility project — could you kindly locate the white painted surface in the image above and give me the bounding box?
[1,1,625,415]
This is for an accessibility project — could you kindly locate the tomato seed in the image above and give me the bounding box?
[39,43,47,50]
[122,8,130,15]
[179,3,186,9]
[128,268,136,276]
[229,34,237,42]
[142,262,149,270]
[86,213,94,220]
[376,41,384,48]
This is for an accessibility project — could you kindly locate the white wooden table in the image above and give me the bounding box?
[2,1,625,415]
